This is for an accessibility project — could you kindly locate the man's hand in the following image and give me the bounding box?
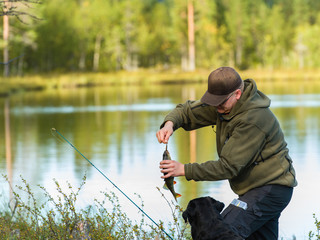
[159,160,185,178]
[156,121,174,144]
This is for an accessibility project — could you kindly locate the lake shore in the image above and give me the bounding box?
[1,68,320,97]
[1,71,319,239]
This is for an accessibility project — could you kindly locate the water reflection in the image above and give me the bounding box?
[10,103,177,114]
[270,94,320,108]
[0,82,320,239]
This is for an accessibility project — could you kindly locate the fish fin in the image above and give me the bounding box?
[174,193,182,201]
[163,183,169,190]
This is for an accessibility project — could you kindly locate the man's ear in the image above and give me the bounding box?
[235,89,242,100]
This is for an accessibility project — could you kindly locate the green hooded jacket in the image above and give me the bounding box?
[161,79,297,195]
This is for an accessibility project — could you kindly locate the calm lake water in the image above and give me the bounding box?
[1,80,320,239]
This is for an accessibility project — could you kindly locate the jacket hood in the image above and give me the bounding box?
[222,79,271,120]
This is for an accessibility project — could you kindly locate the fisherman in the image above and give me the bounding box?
[156,67,297,239]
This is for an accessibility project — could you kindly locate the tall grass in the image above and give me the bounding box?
[0,71,208,96]
[0,174,191,240]
[2,68,320,97]
[2,174,319,239]
[309,214,320,240]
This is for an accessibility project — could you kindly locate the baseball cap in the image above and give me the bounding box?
[201,67,242,106]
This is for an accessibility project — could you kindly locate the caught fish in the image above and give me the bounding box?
[162,145,181,201]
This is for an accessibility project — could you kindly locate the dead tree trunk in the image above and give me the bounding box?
[187,0,195,71]
[3,1,10,77]
[93,34,102,72]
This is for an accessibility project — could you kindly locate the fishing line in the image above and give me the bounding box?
[51,128,173,240]
[0,54,24,65]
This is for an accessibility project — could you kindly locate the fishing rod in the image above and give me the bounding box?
[0,54,24,65]
[51,128,173,240]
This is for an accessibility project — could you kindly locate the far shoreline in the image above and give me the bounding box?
[1,68,320,97]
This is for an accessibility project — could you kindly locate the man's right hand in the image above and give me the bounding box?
[156,121,174,144]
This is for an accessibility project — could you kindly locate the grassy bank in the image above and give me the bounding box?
[0,175,190,239]
[0,70,207,97]
[1,68,320,97]
[1,174,320,239]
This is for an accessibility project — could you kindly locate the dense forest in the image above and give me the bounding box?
[1,0,320,75]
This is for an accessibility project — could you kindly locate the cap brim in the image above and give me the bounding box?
[200,90,229,106]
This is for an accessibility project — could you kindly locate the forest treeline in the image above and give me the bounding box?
[1,0,320,75]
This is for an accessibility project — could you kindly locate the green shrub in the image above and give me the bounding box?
[309,214,320,240]
[0,174,191,239]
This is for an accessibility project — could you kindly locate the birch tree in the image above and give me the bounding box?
[0,0,40,77]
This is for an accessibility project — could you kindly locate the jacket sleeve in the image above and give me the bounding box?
[185,122,267,181]
[160,100,217,131]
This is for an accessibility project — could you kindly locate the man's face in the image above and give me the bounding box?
[215,90,241,114]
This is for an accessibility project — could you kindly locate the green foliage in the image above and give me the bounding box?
[309,214,320,240]
[3,0,320,74]
[0,174,191,239]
